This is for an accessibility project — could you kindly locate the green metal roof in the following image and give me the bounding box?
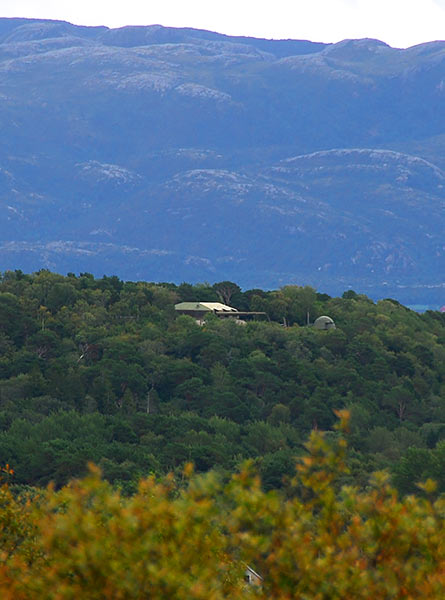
[175,302,237,312]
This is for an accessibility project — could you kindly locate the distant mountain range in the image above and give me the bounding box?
[0,18,444,303]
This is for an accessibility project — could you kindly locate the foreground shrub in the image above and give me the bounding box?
[1,412,445,598]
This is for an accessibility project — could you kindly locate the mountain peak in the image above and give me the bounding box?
[321,38,392,60]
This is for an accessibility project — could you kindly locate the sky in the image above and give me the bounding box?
[1,0,445,49]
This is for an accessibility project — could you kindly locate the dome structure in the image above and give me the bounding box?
[313,315,336,330]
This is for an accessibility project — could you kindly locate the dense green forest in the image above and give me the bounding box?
[1,269,445,494]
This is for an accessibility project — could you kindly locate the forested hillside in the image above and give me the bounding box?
[1,269,445,493]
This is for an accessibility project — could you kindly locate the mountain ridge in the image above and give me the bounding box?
[0,18,444,303]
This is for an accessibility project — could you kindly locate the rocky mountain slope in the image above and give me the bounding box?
[0,18,444,302]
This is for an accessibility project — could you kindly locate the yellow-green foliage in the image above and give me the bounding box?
[1,412,445,599]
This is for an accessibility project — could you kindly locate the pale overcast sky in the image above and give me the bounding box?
[1,0,445,48]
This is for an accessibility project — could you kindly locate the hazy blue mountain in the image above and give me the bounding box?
[0,18,444,302]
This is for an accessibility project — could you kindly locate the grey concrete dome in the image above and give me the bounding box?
[313,315,335,330]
